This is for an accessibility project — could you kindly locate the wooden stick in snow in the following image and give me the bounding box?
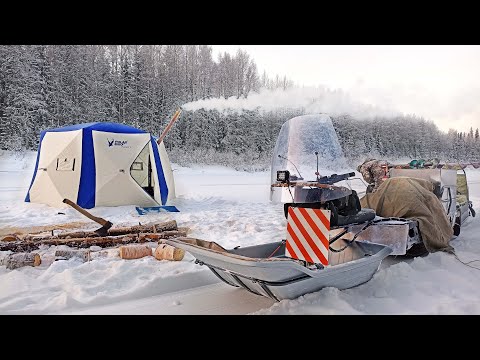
[157,108,182,145]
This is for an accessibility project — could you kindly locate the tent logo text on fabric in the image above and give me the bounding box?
[107,138,129,148]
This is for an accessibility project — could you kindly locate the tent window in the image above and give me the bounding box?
[56,158,75,171]
[130,143,155,198]
[131,162,144,171]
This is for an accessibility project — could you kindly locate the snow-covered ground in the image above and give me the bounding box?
[1,150,480,314]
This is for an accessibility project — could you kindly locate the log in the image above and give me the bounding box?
[41,234,138,248]
[177,227,190,234]
[0,221,89,237]
[1,235,20,242]
[100,220,178,236]
[0,242,39,253]
[154,244,185,261]
[143,230,188,240]
[23,220,178,241]
[0,230,187,253]
[1,252,41,270]
[55,249,91,262]
[119,245,152,259]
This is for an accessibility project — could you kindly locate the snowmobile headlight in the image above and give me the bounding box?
[277,170,290,183]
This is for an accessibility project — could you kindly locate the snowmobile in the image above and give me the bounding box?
[268,114,425,256]
[167,114,472,301]
[166,115,396,301]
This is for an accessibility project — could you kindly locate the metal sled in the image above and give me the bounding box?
[166,237,392,301]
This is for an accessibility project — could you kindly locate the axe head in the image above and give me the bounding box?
[94,221,113,237]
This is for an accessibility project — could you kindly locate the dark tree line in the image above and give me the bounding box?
[1,45,479,171]
[0,45,291,151]
[167,109,480,171]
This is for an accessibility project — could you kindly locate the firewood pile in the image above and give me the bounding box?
[0,220,188,270]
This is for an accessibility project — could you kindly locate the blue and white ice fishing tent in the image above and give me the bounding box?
[25,122,175,209]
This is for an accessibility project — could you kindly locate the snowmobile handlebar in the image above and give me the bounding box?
[316,172,355,185]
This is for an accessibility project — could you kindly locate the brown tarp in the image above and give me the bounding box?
[360,177,454,253]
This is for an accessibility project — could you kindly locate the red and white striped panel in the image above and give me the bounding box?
[285,207,330,266]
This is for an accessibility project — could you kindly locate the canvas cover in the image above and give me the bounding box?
[27,130,83,207]
[92,131,158,207]
[360,177,454,253]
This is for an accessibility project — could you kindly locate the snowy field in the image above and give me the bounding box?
[1,150,480,314]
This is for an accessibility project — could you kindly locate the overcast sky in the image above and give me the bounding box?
[211,45,480,133]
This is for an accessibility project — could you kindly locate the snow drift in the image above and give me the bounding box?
[1,151,480,314]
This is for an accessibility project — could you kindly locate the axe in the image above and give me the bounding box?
[63,198,113,236]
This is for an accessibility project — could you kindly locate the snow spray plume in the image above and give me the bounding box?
[182,87,401,120]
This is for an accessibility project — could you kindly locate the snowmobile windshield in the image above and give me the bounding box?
[271,114,349,185]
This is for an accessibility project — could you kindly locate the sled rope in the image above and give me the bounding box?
[329,221,374,253]
[267,240,286,258]
[453,252,480,271]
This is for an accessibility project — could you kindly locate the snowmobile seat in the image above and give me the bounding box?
[335,208,376,226]
[284,203,376,227]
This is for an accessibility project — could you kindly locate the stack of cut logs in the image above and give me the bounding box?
[0,220,187,270]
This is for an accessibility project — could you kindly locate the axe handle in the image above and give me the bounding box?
[63,198,109,226]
